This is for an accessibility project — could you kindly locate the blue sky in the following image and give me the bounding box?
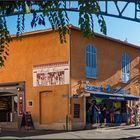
[6,1,140,47]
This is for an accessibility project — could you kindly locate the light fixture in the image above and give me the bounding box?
[17,87,24,91]
[17,87,21,91]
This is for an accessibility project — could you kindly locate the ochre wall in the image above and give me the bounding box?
[0,31,70,128]
[70,97,85,130]
[70,29,140,127]
[0,27,140,130]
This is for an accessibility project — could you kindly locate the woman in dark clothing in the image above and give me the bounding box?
[86,99,97,124]
[101,105,107,125]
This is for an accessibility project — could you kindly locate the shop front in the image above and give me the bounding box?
[84,81,139,127]
[0,82,25,129]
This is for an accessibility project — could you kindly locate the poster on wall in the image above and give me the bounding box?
[33,61,69,87]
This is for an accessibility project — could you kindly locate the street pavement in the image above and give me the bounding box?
[0,124,140,139]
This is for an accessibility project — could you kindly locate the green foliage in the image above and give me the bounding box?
[137,1,140,12]
[0,17,11,66]
[0,0,108,67]
[78,1,106,38]
[39,0,69,43]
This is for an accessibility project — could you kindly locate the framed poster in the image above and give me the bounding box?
[74,104,80,118]
[33,61,69,87]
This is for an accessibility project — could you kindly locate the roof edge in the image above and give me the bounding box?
[11,25,140,50]
[69,25,140,50]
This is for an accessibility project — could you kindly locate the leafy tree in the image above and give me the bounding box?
[0,0,106,66]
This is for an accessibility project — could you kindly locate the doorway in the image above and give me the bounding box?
[0,94,17,122]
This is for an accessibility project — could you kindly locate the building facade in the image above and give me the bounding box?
[0,26,139,130]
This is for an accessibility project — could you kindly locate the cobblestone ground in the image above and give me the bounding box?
[0,124,140,139]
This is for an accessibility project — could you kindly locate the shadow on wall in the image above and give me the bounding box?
[131,75,140,86]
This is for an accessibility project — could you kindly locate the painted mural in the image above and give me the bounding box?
[33,61,69,87]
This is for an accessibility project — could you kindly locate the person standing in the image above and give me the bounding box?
[134,105,139,126]
[126,104,132,125]
[86,101,92,125]
[101,104,107,126]
[92,103,100,124]
[86,99,97,125]
[110,105,115,125]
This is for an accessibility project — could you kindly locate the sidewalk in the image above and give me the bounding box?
[93,123,140,131]
[87,123,140,130]
[0,124,140,139]
[0,129,66,138]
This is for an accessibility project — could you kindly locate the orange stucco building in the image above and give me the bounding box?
[0,26,139,130]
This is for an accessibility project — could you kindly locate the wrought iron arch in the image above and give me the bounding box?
[65,0,140,23]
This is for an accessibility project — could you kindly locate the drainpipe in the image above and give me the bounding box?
[39,92,41,124]
[67,28,72,131]
[83,94,86,128]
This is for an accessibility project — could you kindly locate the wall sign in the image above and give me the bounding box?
[85,81,128,94]
[28,100,33,107]
[109,97,124,100]
[33,61,69,87]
